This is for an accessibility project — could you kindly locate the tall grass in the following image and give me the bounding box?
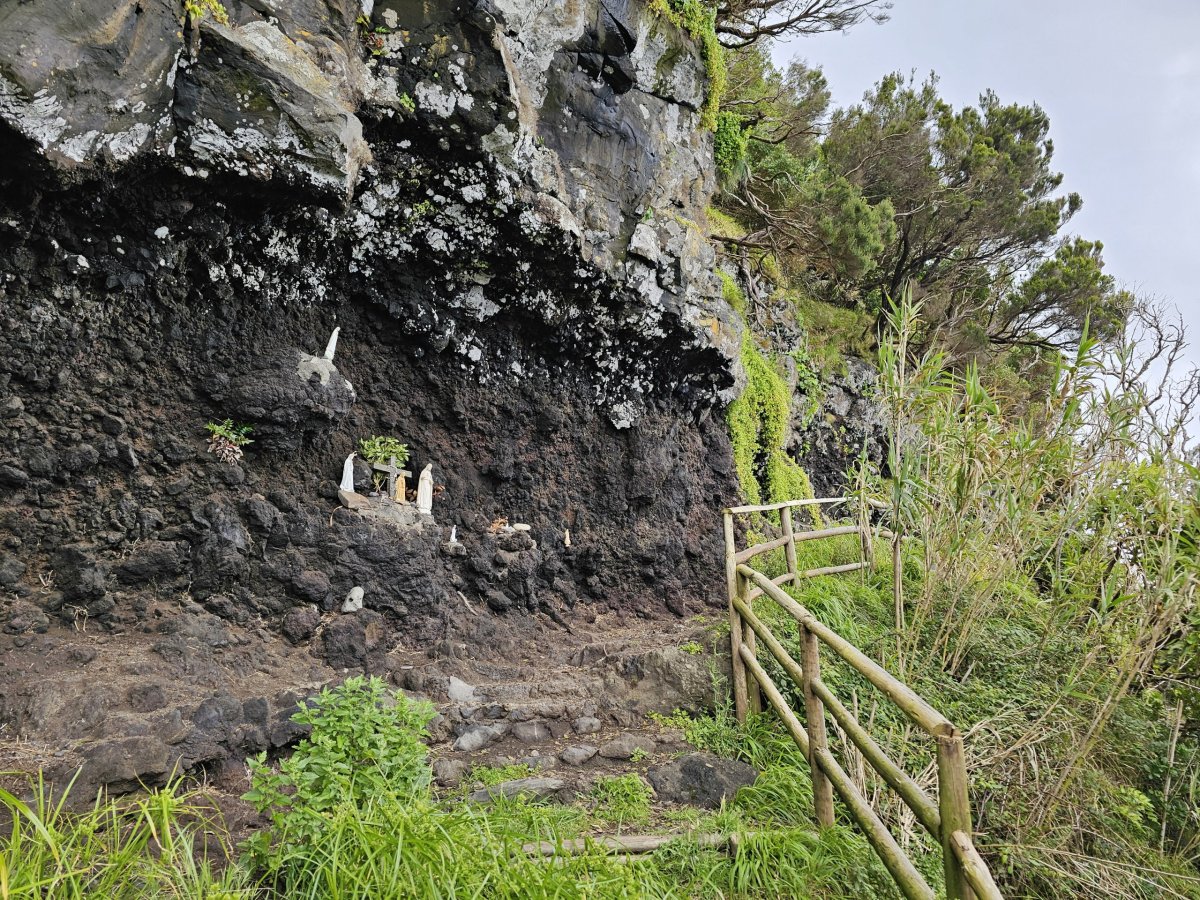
[824,292,1200,898]
[727,291,1200,897]
[0,775,250,899]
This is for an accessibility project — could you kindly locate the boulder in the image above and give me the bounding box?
[647,752,758,809]
[78,736,170,792]
[559,745,598,766]
[320,609,386,670]
[0,0,180,173]
[116,541,190,584]
[281,606,321,644]
[453,724,504,753]
[175,20,370,202]
[205,350,356,453]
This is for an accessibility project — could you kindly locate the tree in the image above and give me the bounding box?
[715,53,896,288]
[823,75,1081,309]
[714,53,1131,358]
[721,47,830,151]
[810,73,1137,354]
[715,0,890,48]
[990,238,1133,351]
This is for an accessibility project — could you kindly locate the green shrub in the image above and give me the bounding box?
[243,676,435,878]
[714,111,750,184]
[204,418,253,447]
[205,418,253,465]
[727,332,815,508]
[357,435,410,467]
[183,0,229,26]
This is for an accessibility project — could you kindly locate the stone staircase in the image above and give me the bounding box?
[391,618,734,798]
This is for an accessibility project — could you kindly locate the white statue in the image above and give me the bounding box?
[416,464,434,514]
[340,452,357,492]
[449,525,458,543]
[323,326,340,361]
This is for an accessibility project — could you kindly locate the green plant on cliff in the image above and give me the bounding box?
[649,0,726,128]
[728,330,814,508]
[714,111,751,185]
[183,0,229,27]
[716,269,746,316]
[204,419,253,465]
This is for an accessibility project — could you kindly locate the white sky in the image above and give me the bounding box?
[773,0,1200,372]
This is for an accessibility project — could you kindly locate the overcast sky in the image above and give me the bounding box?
[774,0,1200,371]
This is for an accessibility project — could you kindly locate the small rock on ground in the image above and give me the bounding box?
[597,733,656,760]
[468,776,565,803]
[512,720,553,743]
[447,676,476,703]
[559,745,598,766]
[433,758,468,788]
[341,586,364,613]
[453,724,503,752]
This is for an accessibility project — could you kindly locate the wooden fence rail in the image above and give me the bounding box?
[722,497,999,900]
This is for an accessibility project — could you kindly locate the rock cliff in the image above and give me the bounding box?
[0,0,742,795]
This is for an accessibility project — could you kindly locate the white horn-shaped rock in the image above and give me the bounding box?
[323,326,340,361]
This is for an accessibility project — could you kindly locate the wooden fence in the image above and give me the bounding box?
[723,497,1003,900]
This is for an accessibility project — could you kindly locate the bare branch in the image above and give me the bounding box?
[715,0,891,48]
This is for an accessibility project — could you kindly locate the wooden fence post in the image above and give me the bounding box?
[801,624,835,827]
[724,511,749,723]
[742,569,763,715]
[937,731,976,900]
[782,506,799,583]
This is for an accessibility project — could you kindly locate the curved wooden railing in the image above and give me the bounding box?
[723,498,1003,900]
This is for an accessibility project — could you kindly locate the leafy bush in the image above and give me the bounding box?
[183,0,228,26]
[714,111,750,184]
[205,419,253,446]
[243,676,434,878]
[357,435,409,467]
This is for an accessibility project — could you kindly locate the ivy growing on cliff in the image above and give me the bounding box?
[728,330,815,508]
[714,110,751,184]
[649,0,726,128]
[716,269,746,315]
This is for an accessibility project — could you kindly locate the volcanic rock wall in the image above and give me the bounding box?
[0,0,742,784]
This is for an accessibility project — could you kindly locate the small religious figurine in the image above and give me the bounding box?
[416,464,434,515]
[340,451,357,492]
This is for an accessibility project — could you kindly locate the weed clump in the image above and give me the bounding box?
[204,419,252,465]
